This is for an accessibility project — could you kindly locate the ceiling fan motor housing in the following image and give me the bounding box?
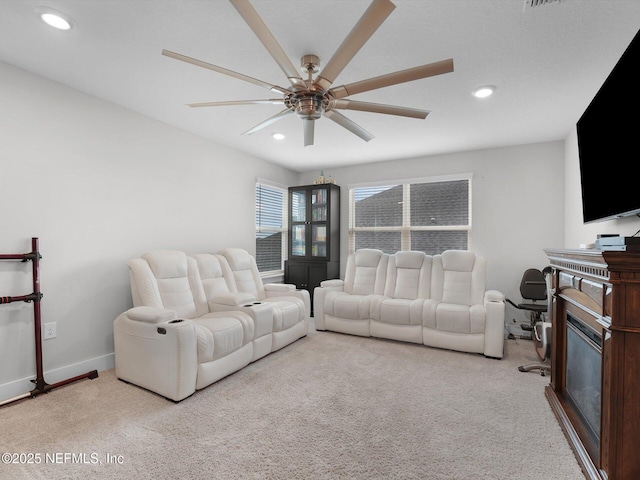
[292,93,325,120]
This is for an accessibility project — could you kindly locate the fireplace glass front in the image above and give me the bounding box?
[565,312,602,451]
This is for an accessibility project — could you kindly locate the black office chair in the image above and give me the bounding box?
[506,267,552,375]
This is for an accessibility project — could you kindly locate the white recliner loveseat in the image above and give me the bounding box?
[314,249,505,358]
[113,249,309,401]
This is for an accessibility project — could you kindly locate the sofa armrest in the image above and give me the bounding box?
[262,284,310,317]
[484,290,505,304]
[113,311,197,401]
[313,280,344,330]
[209,292,256,307]
[287,289,311,318]
[483,290,506,359]
[126,306,177,324]
[264,283,296,292]
[208,300,274,341]
[320,279,344,289]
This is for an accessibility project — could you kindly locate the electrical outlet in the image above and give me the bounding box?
[43,322,56,340]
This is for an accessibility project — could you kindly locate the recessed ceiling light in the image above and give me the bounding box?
[39,9,73,30]
[272,133,285,140]
[472,85,496,98]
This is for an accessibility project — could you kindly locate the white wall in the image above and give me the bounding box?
[564,128,640,247]
[299,141,566,328]
[0,62,298,402]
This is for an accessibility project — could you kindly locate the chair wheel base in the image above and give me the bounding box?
[518,362,551,376]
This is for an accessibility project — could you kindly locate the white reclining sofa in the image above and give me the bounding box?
[314,249,505,358]
[113,249,309,401]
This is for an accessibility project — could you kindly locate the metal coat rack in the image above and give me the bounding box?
[0,237,98,407]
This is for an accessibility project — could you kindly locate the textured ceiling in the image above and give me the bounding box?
[1,0,639,172]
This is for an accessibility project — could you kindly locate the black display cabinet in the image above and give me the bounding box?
[285,183,340,310]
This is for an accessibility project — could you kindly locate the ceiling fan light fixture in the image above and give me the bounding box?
[39,8,74,30]
[472,85,496,98]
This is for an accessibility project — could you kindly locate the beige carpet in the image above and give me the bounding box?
[0,326,584,480]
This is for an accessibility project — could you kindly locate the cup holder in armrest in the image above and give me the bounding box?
[242,302,262,307]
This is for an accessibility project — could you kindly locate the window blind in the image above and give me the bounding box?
[349,175,471,255]
[255,181,287,273]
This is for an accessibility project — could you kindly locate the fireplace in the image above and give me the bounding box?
[544,248,640,480]
[565,312,602,453]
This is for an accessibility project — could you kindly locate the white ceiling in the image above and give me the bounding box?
[1,1,639,172]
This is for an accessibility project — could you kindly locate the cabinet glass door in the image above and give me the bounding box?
[312,225,327,257]
[311,187,328,258]
[311,188,327,221]
[291,190,306,222]
[291,224,306,257]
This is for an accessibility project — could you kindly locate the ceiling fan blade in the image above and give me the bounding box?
[324,110,374,142]
[162,49,289,94]
[331,99,428,119]
[330,58,454,99]
[230,0,306,89]
[188,99,284,107]
[314,0,396,92]
[242,109,293,135]
[303,119,315,147]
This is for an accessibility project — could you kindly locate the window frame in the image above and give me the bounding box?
[348,173,473,254]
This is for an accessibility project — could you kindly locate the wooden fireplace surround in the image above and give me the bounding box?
[544,248,640,480]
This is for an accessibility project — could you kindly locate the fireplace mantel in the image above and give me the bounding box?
[544,248,640,480]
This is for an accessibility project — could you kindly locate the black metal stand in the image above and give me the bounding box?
[0,238,98,407]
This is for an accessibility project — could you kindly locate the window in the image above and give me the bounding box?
[348,174,471,255]
[255,179,288,273]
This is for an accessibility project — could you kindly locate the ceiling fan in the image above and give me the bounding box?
[162,0,454,146]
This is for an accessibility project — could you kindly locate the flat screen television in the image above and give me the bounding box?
[577,28,640,223]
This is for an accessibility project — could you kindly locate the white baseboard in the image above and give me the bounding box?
[0,353,114,405]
